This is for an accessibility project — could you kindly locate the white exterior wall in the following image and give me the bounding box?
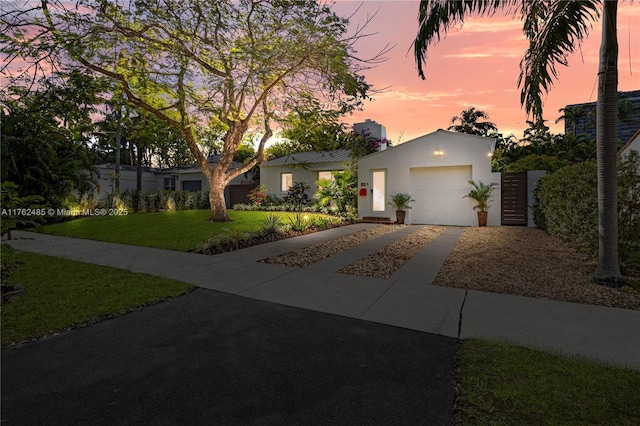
[260,161,348,200]
[358,130,501,226]
[619,131,640,158]
[173,170,249,191]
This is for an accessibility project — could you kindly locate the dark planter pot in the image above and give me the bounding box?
[477,211,488,227]
[396,210,406,224]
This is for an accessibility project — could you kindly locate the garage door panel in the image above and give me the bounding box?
[409,166,473,225]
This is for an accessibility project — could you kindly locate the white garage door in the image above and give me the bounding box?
[409,166,473,225]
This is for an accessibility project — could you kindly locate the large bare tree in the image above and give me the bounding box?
[413,0,622,283]
[2,0,381,221]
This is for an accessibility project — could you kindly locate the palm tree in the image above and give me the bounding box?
[448,106,498,136]
[414,0,622,283]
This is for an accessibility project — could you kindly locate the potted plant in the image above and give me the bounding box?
[389,193,415,224]
[464,180,498,226]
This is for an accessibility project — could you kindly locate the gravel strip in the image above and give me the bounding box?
[339,226,446,279]
[260,225,405,268]
[433,227,640,310]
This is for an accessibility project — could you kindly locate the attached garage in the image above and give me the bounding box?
[409,166,473,225]
[358,130,502,227]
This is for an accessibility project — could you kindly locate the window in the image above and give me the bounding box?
[318,171,334,182]
[182,180,202,192]
[281,172,293,192]
[163,176,176,190]
[372,170,386,211]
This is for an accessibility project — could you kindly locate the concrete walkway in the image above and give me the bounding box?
[5,226,640,370]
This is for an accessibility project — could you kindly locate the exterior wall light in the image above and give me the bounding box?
[434,150,444,156]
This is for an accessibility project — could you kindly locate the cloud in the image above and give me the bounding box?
[446,18,523,35]
[377,88,462,103]
[443,53,493,58]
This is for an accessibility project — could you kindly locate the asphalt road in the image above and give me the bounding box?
[1,289,458,425]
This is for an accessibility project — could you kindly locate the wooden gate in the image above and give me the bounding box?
[501,172,528,226]
[229,183,259,207]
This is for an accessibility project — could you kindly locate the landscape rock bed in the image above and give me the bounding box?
[260,224,404,267]
[339,226,445,279]
[433,227,640,310]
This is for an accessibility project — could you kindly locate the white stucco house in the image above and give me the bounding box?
[357,130,502,226]
[259,149,351,199]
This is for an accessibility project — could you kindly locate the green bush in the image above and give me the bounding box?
[313,170,357,214]
[0,181,45,240]
[535,151,640,264]
[248,185,268,207]
[288,213,310,232]
[117,190,210,212]
[506,154,570,173]
[283,181,310,207]
[260,213,285,238]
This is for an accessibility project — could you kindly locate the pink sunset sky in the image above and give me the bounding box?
[330,1,640,143]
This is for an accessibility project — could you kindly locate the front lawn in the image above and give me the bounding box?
[36,210,337,251]
[1,245,194,346]
[457,339,640,425]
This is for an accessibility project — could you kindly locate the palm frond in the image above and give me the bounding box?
[518,0,599,121]
[414,0,519,79]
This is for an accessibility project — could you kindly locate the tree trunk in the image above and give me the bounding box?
[594,0,622,283]
[208,176,231,222]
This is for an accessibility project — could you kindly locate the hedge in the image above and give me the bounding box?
[534,151,640,264]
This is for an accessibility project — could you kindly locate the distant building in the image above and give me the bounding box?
[354,118,388,150]
[563,89,640,143]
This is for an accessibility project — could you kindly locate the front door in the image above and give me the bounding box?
[372,170,386,212]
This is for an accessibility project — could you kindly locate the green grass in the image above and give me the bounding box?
[457,339,640,425]
[1,247,193,346]
[36,210,326,251]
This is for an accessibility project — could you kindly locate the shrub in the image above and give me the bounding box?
[535,152,640,264]
[172,190,186,210]
[313,170,357,214]
[260,213,285,238]
[288,213,310,232]
[0,181,45,239]
[65,192,99,212]
[283,182,310,207]
[505,154,570,173]
[534,161,598,254]
[248,185,268,207]
[1,244,25,303]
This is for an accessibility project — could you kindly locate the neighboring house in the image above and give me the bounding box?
[259,149,351,200]
[618,128,640,159]
[357,130,502,226]
[563,89,640,143]
[94,164,160,199]
[354,118,388,150]
[94,155,257,207]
